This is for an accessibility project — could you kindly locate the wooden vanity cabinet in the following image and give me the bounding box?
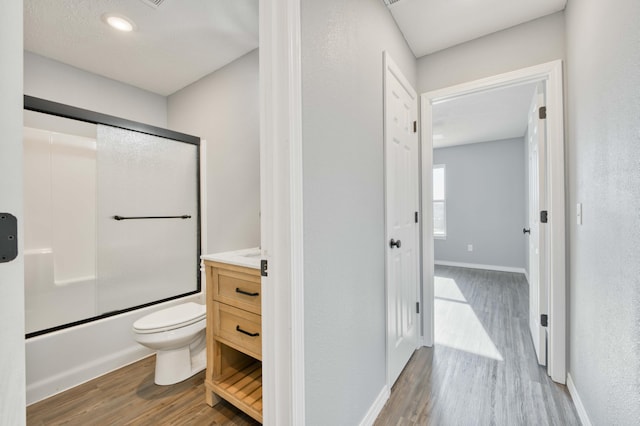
[204,260,262,423]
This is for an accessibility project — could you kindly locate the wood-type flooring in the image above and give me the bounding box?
[28,265,580,425]
[27,356,259,425]
[375,265,580,425]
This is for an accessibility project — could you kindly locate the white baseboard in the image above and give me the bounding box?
[567,373,592,426]
[434,260,526,275]
[359,385,389,426]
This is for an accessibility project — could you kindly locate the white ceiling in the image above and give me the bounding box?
[24,0,258,96]
[386,0,567,57]
[432,83,537,149]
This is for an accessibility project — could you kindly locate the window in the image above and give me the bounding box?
[433,164,446,238]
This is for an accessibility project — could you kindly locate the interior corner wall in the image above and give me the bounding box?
[167,49,260,255]
[24,51,167,128]
[416,11,565,93]
[434,138,526,269]
[300,1,416,424]
[565,0,640,424]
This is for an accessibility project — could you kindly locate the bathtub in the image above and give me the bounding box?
[26,293,204,404]
[24,248,205,404]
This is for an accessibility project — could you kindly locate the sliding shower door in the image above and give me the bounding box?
[24,100,200,336]
[96,125,198,314]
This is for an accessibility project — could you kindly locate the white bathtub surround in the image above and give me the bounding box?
[201,247,261,269]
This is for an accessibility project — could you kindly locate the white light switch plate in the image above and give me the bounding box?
[467,244,473,252]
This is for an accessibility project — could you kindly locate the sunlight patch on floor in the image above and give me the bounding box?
[435,276,504,361]
[434,276,467,302]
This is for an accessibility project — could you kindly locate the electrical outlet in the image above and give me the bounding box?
[467,244,473,252]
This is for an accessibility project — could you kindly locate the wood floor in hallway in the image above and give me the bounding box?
[375,265,580,426]
[27,356,259,425]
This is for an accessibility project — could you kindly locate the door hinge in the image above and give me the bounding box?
[260,259,268,277]
[416,302,420,314]
[539,106,547,120]
[540,210,548,224]
[414,211,419,223]
[0,213,18,263]
[413,121,417,133]
[541,314,548,327]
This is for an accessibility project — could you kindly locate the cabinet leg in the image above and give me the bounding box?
[206,389,221,407]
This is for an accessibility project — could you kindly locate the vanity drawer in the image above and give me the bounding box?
[212,268,261,315]
[212,301,262,360]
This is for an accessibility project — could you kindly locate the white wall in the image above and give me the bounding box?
[433,138,526,270]
[168,49,260,254]
[24,52,167,128]
[0,1,26,423]
[565,0,640,424]
[300,1,416,424]
[417,12,565,93]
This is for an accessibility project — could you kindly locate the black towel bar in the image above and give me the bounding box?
[113,215,191,221]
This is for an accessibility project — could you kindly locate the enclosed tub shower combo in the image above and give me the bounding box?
[23,96,203,387]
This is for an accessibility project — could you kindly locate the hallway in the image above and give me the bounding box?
[375,266,579,425]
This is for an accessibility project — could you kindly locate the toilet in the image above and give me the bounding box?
[133,302,206,385]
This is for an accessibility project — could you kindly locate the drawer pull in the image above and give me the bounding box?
[236,325,260,337]
[235,287,260,297]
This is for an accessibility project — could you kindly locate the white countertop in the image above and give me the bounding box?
[201,247,261,269]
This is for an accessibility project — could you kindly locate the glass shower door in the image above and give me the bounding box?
[96,125,198,314]
[24,103,200,336]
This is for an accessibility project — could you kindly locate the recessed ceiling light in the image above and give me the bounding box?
[101,13,137,32]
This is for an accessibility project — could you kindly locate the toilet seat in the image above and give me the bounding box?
[133,302,206,334]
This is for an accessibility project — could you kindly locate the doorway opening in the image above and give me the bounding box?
[420,61,566,384]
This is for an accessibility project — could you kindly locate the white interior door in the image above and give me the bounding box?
[527,83,548,366]
[384,52,420,386]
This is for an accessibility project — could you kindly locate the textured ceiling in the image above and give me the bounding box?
[387,0,566,57]
[433,83,537,149]
[24,0,258,96]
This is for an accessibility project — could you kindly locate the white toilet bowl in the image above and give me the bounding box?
[133,302,206,385]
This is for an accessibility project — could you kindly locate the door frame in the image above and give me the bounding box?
[420,60,566,383]
[383,51,421,388]
[259,0,305,424]
[0,1,26,423]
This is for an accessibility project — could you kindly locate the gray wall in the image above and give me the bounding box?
[300,0,416,424]
[566,0,640,424]
[434,138,526,269]
[417,11,565,93]
[24,52,167,128]
[168,49,260,255]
